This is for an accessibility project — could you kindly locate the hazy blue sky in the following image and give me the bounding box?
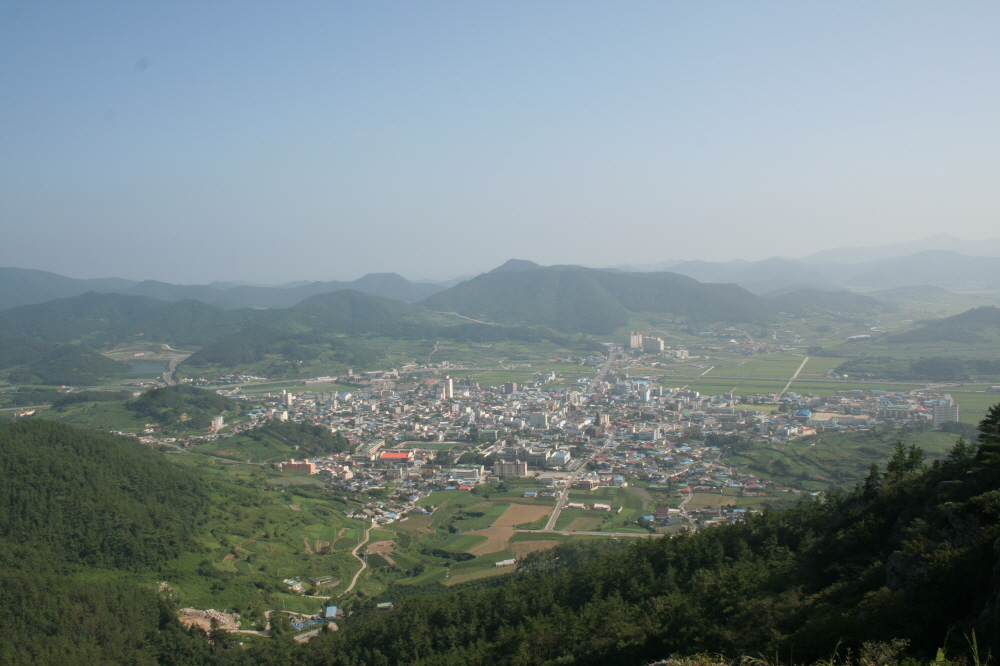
[3,2,1000,284]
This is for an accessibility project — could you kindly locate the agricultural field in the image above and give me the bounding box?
[946,390,1000,423]
[152,455,371,626]
[726,428,963,493]
[346,487,644,593]
[190,430,305,463]
[39,400,153,433]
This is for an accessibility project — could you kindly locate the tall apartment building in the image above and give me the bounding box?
[503,381,519,394]
[933,396,960,428]
[442,375,454,400]
[493,460,529,477]
[642,336,665,353]
[629,332,644,349]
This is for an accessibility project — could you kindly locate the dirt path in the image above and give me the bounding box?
[338,522,372,597]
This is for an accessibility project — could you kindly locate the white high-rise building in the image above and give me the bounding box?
[629,332,644,349]
[933,396,960,428]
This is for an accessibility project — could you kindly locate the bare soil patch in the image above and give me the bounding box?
[465,504,552,556]
[366,540,394,555]
[511,540,560,558]
[565,516,605,531]
[496,503,551,527]
[288,504,301,511]
[179,616,213,632]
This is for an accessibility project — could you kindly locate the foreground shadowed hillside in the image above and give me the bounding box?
[3,406,1000,664]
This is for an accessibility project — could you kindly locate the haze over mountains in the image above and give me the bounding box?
[0,267,445,312]
[612,234,1000,294]
[3,235,999,315]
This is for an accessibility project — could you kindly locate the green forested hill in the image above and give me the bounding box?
[0,332,130,385]
[420,263,776,334]
[770,288,889,316]
[0,420,207,570]
[0,419,363,664]
[0,291,256,348]
[0,289,605,380]
[887,306,1000,343]
[125,384,241,429]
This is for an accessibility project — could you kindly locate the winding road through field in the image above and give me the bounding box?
[338,522,372,597]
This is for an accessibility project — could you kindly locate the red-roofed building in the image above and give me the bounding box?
[380,451,414,462]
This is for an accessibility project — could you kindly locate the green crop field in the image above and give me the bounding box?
[39,401,150,433]
[433,534,488,553]
[948,392,1000,423]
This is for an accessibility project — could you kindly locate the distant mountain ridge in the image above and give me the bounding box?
[886,305,1000,344]
[420,262,778,334]
[0,267,445,311]
[612,246,1000,294]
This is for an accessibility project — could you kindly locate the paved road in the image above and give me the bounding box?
[161,355,190,386]
[543,346,620,532]
[779,356,810,396]
[678,491,695,531]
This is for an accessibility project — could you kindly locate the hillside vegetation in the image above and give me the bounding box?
[0,289,604,381]
[0,332,130,385]
[0,419,367,664]
[125,384,240,430]
[421,262,776,334]
[3,408,1000,664]
[887,306,1000,344]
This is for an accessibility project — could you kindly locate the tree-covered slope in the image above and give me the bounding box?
[0,291,256,348]
[0,420,361,665]
[0,420,207,570]
[124,384,241,430]
[0,332,130,385]
[887,306,1000,344]
[420,263,775,334]
[770,288,889,316]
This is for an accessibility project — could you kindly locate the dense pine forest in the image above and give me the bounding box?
[2,409,1000,664]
